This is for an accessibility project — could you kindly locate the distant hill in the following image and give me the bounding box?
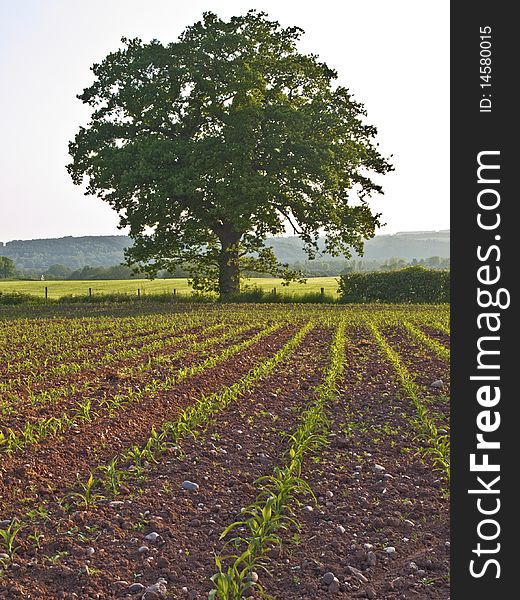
[0,230,449,270]
[266,230,450,262]
[0,236,130,270]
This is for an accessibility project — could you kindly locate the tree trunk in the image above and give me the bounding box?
[217,228,241,301]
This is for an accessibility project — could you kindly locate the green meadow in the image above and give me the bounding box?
[0,276,340,299]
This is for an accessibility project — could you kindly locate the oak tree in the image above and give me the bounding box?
[68,11,392,299]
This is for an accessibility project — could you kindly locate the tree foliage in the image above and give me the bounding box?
[0,256,16,279]
[68,10,393,297]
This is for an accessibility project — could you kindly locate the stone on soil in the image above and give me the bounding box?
[181,480,199,491]
[142,577,168,599]
[322,572,335,585]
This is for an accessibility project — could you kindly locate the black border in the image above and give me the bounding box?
[451,3,515,597]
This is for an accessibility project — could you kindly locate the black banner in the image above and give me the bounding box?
[451,2,515,598]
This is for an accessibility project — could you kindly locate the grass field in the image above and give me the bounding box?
[0,303,450,598]
[0,276,340,299]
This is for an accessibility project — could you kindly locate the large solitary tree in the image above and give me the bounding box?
[68,11,393,299]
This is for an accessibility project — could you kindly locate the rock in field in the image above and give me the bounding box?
[142,578,168,599]
[322,572,335,586]
[431,379,443,388]
[109,500,125,508]
[181,480,199,491]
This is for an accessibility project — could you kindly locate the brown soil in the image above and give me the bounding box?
[0,322,450,600]
[0,323,259,429]
[265,327,450,599]
[0,326,331,599]
[0,325,296,516]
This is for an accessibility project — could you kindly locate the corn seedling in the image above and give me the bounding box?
[0,519,25,560]
[98,458,127,495]
[67,473,103,509]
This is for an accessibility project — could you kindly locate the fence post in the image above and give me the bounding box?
[45,286,48,300]
[321,287,325,297]
[89,288,92,297]
[273,287,277,295]
[137,288,140,298]
[173,288,177,296]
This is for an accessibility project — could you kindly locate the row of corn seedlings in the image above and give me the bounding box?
[209,318,348,599]
[367,321,450,482]
[94,321,315,497]
[4,320,249,416]
[0,313,225,395]
[0,321,316,570]
[2,318,191,377]
[12,319,234,402]
[431,319,450,335]
[0,321,286,455]
[0,312,178,368]
[0,317,262,418]
[401,321,450,361]
[0,321,229,417]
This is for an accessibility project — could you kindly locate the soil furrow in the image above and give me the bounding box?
[0,327,333,598]
[0,325,297,516]
[0,324,259,430]
[264,327,449,599]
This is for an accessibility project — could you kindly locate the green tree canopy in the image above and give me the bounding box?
[68,10,393,298]
[0,256,16,279]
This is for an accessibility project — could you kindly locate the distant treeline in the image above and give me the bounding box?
[16,263,191,281]
[4,255,451,281]
[1,231,450,271]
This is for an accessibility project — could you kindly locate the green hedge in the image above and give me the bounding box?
[338,266,450,304]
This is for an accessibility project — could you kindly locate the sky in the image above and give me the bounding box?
[0,0,449,243]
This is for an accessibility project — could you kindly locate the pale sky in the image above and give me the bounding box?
[0,0,449,243]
